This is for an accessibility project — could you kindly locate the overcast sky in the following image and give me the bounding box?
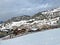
[0,0,60,21]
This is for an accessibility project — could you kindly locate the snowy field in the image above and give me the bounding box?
[0,28,60,45]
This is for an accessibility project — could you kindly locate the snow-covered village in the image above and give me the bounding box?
[0,7,60,40]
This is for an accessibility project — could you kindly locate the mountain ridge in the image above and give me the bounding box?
[4,7,60,23]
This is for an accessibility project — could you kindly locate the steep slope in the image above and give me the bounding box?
[5,15,31,23]
[32,12,48,20]
[1,28,60,45]
[42,7,60,19]
[5,12,47,23]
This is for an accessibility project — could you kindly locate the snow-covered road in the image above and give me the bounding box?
[0,28,60,45]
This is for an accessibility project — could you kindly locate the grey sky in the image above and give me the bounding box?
[0,0,60,21]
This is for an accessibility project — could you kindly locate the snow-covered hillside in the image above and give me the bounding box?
[0,28,60,45]
[0,17,60,31]
[42,7,60,14]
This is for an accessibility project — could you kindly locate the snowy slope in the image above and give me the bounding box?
[0,28,60,45]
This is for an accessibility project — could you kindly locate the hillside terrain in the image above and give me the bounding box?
[5,7,60,23]
[0,7,60,39]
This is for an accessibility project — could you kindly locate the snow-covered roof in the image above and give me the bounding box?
[31,28,38,31]
[1,28,60,45]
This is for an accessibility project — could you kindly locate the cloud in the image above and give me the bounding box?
[0,0,60,21]
[16,3,50,15]
[19,3,49,11]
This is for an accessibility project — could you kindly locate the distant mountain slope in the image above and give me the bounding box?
[42,7,60,19]
[0,21,4,24]
[5,7,60,23]
[5,15,31,23]
[5,12,48,23]
[32,12,47,20]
